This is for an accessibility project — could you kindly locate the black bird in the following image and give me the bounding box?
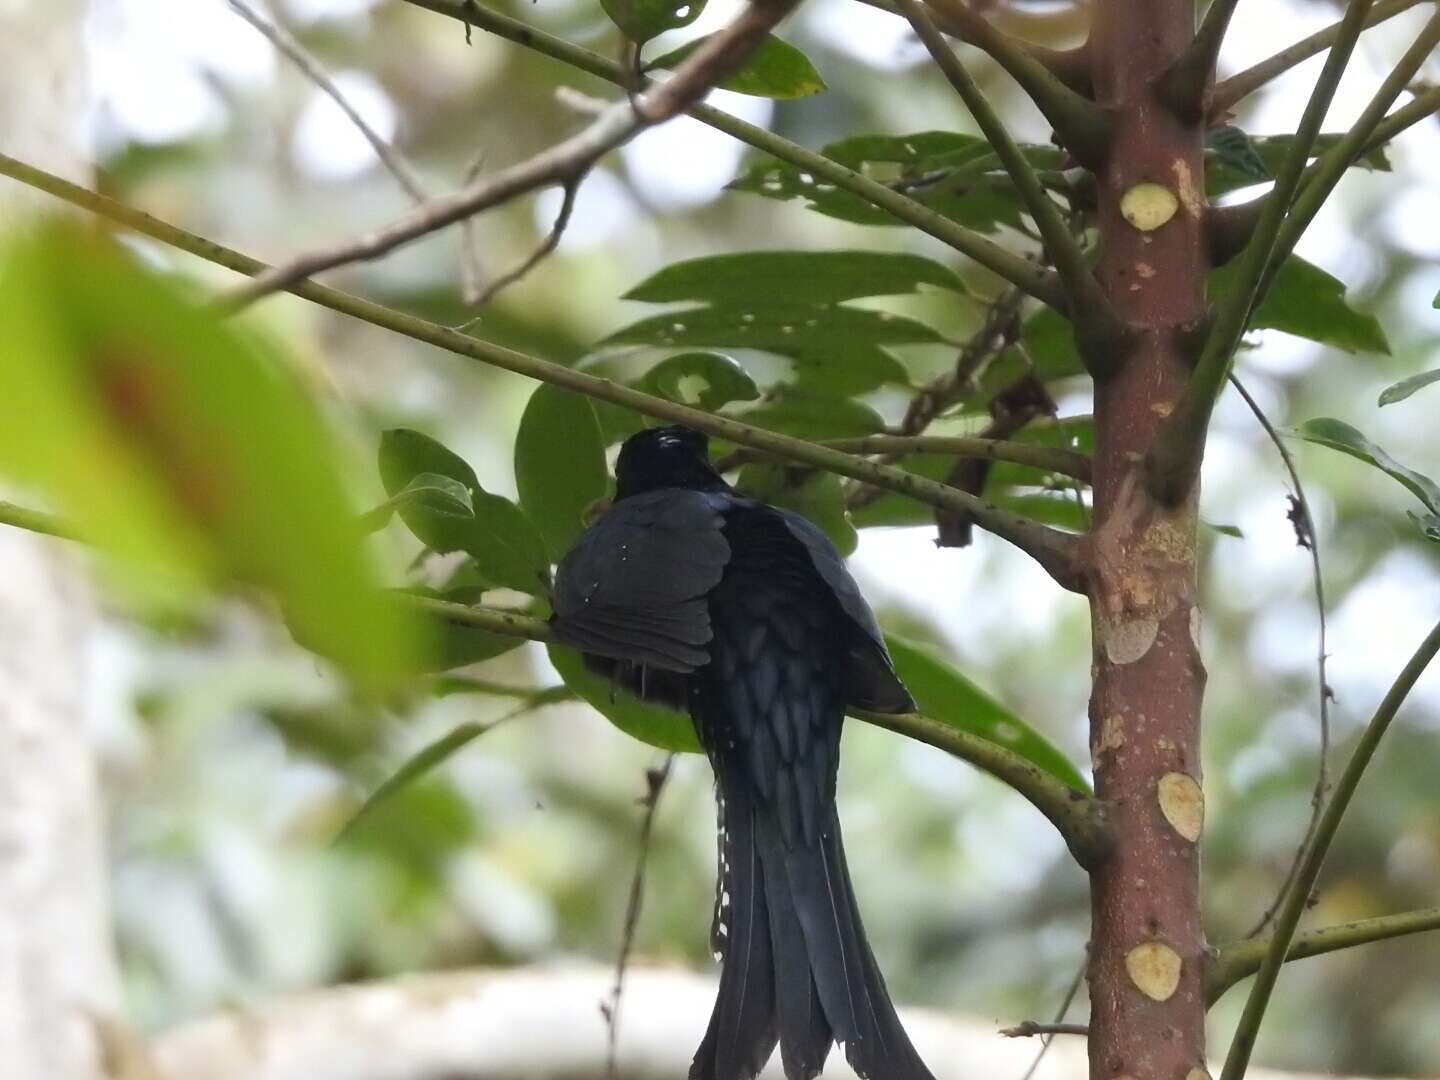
[551,425,935,1080]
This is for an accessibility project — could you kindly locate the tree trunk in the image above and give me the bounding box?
[1083,2,1210,1079]
[0,5,119,1080]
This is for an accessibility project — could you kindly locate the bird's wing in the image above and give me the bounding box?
[774,509,916,714]
[552,488,732,672]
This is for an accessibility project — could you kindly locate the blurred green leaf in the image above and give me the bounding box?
[398,588,527,670]
[634,351,760,410]
[0,222,421,686]
[649,33,825,98]
[1379,369,1440,407]
[1206,125,1270,183]
[1207,131,1390,197]
[730,131,1059,233]
[885,634,1090,793]
[379,429,550,594]
[548,644,701,752]
[740,391,885,440]
[601,0,703,43]
[850,453,952,529]
[1207,522,1245,538]
[515,383,609,560]
[624,250,963,305]
[737,463,857,554]
[337,775,474,875]
[1294,418,1440,515]
[1212,255,1389,355]
[602,301,944,354]
[786,343,909,395]
[361,472,473,533]
[335,722,494,844]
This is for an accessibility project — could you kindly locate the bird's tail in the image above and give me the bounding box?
[691,773,934,1080]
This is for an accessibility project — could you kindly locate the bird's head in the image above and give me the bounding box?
[614,424,729,500]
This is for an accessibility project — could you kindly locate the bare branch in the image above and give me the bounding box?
[1219,618,1440,1080]
[1209,907,1440,1005]
[719,434,1092,483]
[1000,1022,1088,1039]
[223,0,801,308]
[1211,0,1429,118]
[226,0,427,202]
[465,174,581,313]
[1157,0,1242,120]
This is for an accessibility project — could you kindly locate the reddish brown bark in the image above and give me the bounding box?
[1083,3,1210,1079]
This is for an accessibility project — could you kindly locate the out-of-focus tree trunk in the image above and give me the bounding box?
[0,4,119,1080]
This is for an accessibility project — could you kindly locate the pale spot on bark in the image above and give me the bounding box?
[1136,262,1156,279]
[1171,158,1203,217]
[1125,941,1182,1001]
[1120,183,1179,231]
[1186,1068,1213,1080]
[1190,606,1202,650]
[1104,617,1159,664]
[1093,714,1127,764]
[1158,772,1204,842]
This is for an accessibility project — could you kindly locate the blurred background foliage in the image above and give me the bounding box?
[35,0,1440,1074]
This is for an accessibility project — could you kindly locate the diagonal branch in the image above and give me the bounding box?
[396,0,1066,309]
[897,0,1121,370]
[1157,0,1243,120]
[224,0,801,308]
[1219,617,1440,1080]
[0,151,1085,590]
[465,173,581,311]
[227,0,427,202]
[1208,907,1440,1005]
[1145,0,1378,508]
[719,434,1092,483]
[1210,0,1428,118]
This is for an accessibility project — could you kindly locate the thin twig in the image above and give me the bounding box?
[464,174,581,315]
[1146,0,1380,508]
[1001,1021,1089,1039]
[1228,376,1330,939]
[459,149,490,303]
[719,433,1092,483]
[223,0,802,308]
[226,0,427,202]
[603,755,675,1080]
[1219,617,1440,1080]
[1210,0,1428,118]
[1158,0,1242,119]
[1017,955,1088,1080]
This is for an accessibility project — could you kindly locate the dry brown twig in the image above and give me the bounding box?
[221,0,800,310]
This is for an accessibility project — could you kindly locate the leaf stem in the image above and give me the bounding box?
[1219,617,1440,1080]
[1145,0,1378,507]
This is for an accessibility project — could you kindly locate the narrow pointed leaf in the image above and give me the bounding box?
[334,723,491,844]
[648,33,825,98]
[1294,417,1440,515]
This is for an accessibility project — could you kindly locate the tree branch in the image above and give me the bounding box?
[912,0,1110,166]
[1157,0,1242,121]
[999,1021,1089,1039]
[0,154,1086,589]
[225,0,801,307]
[719,434,1092,483]
[1219,617,1440,1080]
[896,0,1120,363]
[0,501,82,543]
[394,0,1066,309]
[465,172,580,311]
[1210,0,1428,118]
[1208,907,1440,1006]
[1144,0,1378,507]
[227,0,427,202]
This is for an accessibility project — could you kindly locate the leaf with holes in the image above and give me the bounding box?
[1212,255,1389,355]
[1294,418,1440,516]
[729,130,1059,232]
[548,644,701,752]
[602,302,944,355]
[737,463,857,555]
[601,0,703,44]
[885,634,1090,793]
[634,351,760,411]
[515,383,610,561]
[648,32,825,98]
[0,222,422,687]
[624,250,964,305]
[1379,369,1440,407]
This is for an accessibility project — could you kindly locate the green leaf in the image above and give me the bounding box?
[624,251,962,305]
[1379,369,1440,407]
[850,453,953,529]
[1206,124,1270,183]
[634,351,761,410]
[335,722,493,844]
[648,33,825,98]
[1207,131,1390,196]
[740,391,885,440]
[361,472,473,533]
[1211,255,1389,355]
[601,0,703,44]
[884,634,1090,793]
[736,464,857,555]
[1206,522,1245,538]
[515,383,609,561]
[1294,417,1440,516]
[336,775,474,876]
[603,302,944,354]
[786,343,909,395]
[400,588,527,670]
[379,429,550,594]
[548,644,701,752]
[729,131,1064,233]
[0,222,421,686]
